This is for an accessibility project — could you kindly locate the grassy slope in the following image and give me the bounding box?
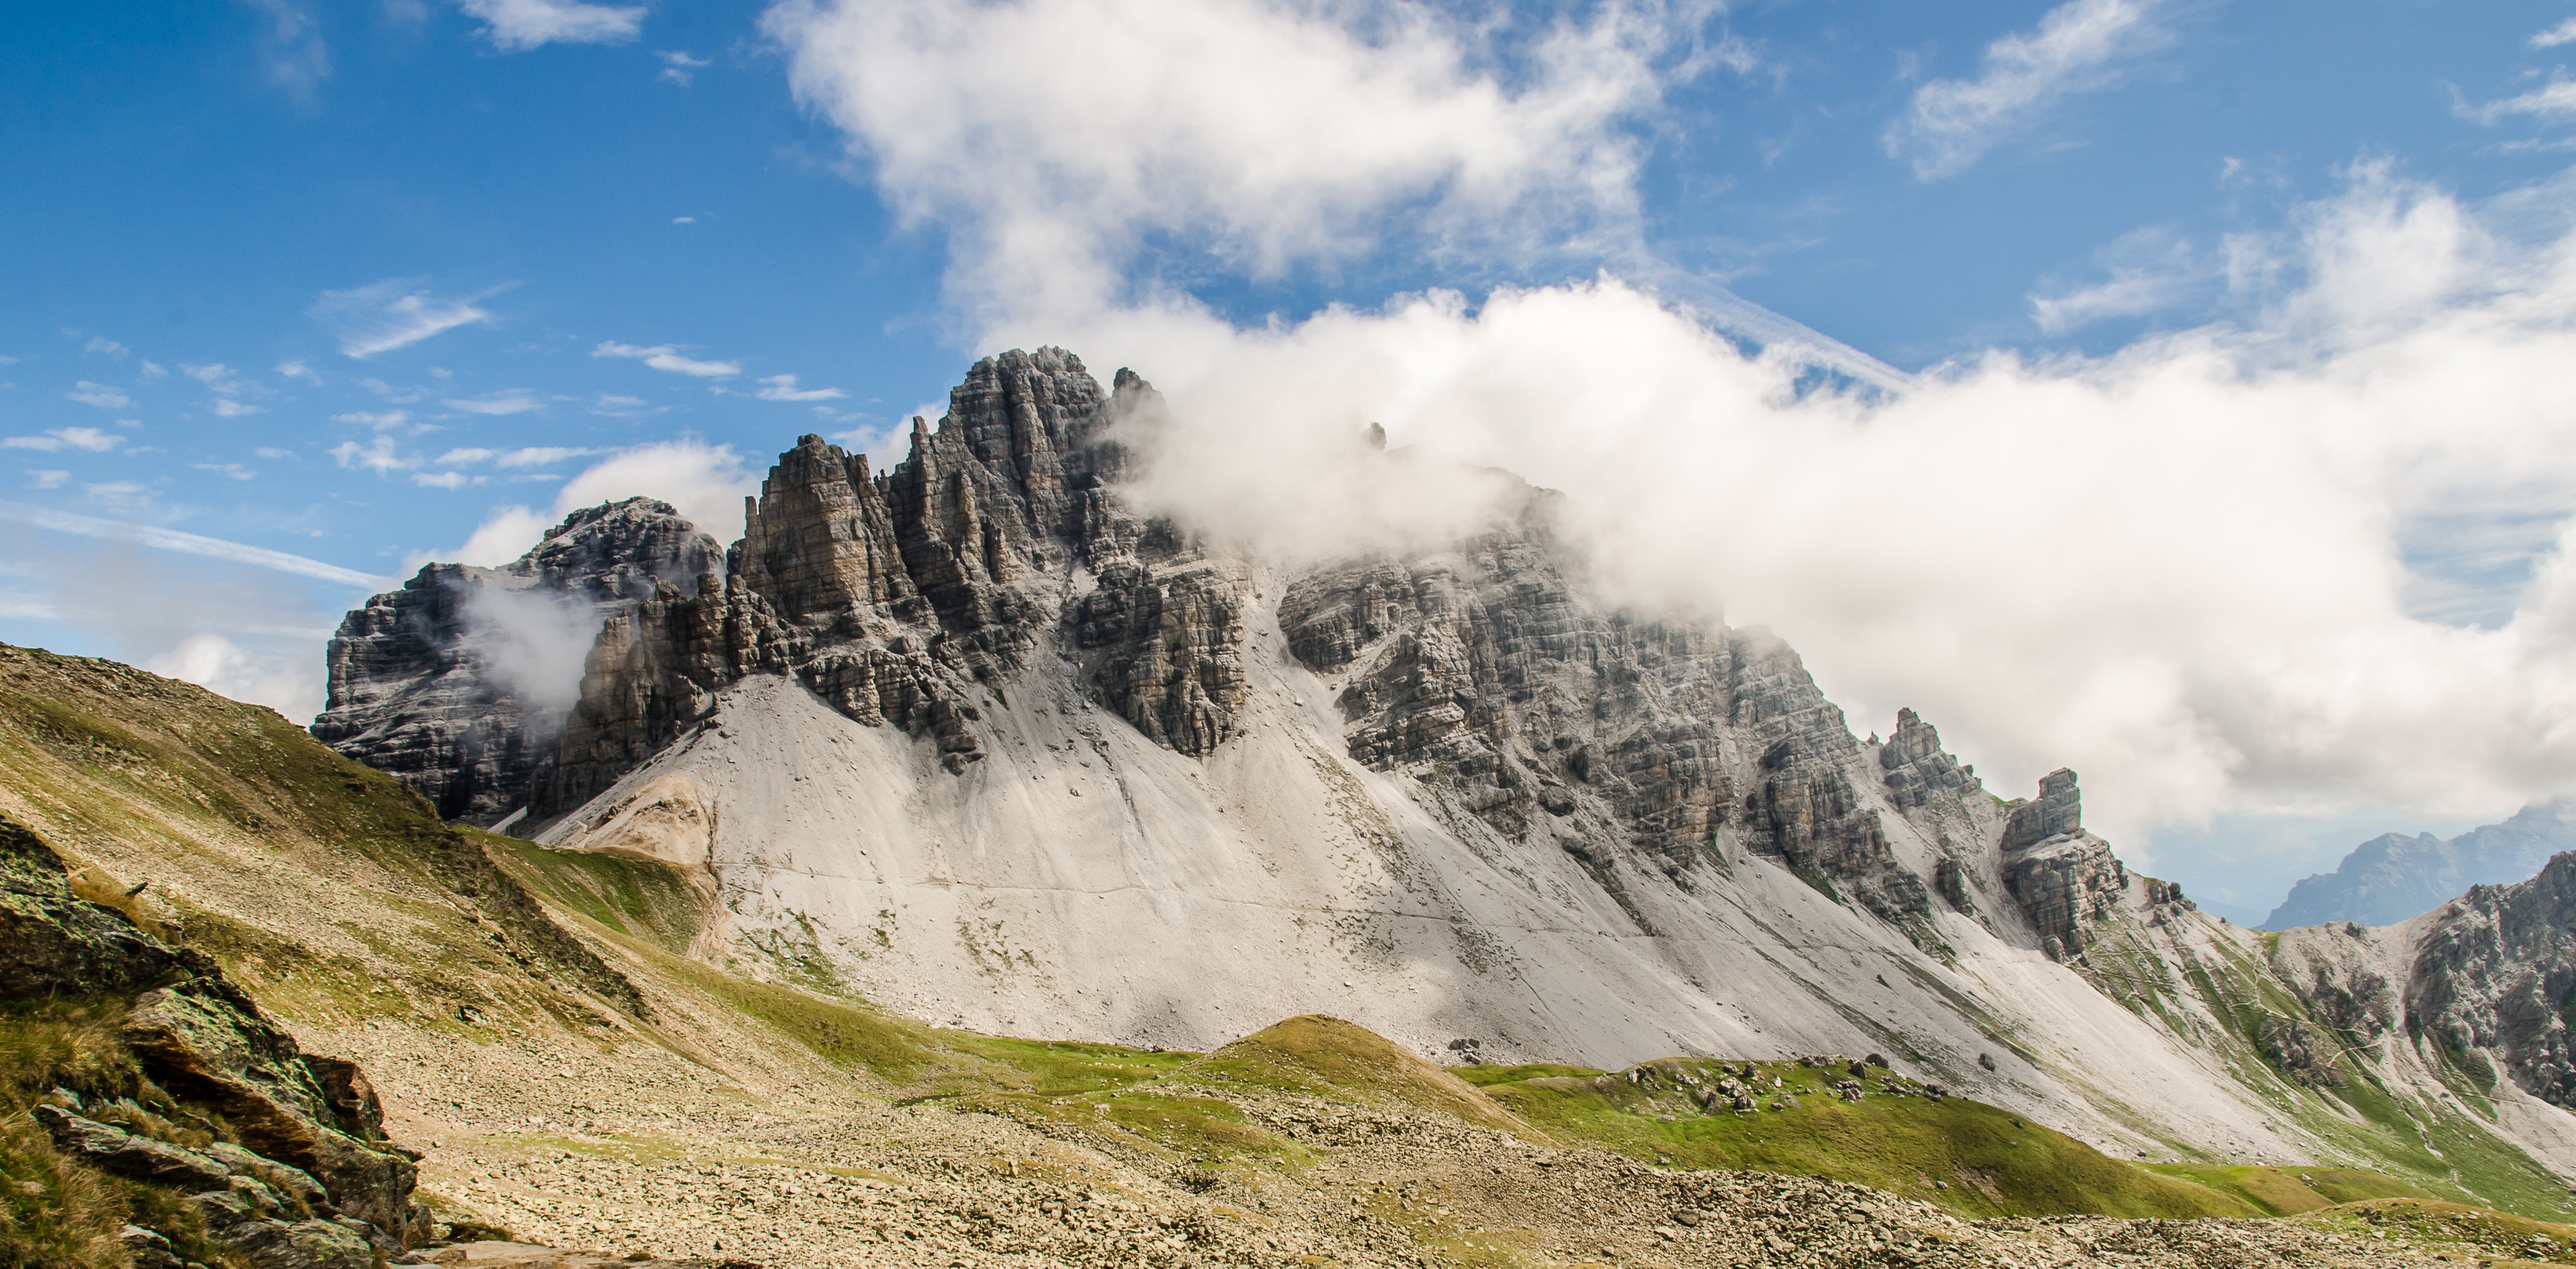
[1470,1058,2257,1219]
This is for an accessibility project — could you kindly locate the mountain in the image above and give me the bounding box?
[14,643,2506,1269]
[2265,804,2576,930]
[301,346,2576,1217]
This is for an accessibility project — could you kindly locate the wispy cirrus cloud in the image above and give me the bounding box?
[240,0,331,96]
[311,279,498,358]
[1886,0,2174,181]
[433,445,598,468]
[3,427,122,453]
[2455,78,2576,126]
[329,436,415,475]
[2533,17,2576,49]
[659,50,709,85]
[66,382,132,410]
[753,373,847,401]
[0,500,382,587]
[455,0,644,52]
[442,391,547,415]
[593,340,739,377]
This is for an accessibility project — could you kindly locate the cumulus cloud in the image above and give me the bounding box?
[3,427,122,453]
[2534,17,2576,49]
[146,632,327,720]
[410,439,757,569]
[330,436,414,475]
[991,159,2576,858]
[455,0,644,50]
[753,373,847,401]
[766,0,1689,325]
[312,279,496,357]
[1886,0,2174,181]
[592,340,740,377]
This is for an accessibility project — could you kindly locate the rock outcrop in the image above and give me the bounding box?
[2405,850,2576,1105]
[2266,802,2576,930]
[313,498,721,824]
[1999,770,2129,960]
[543,349,1244,814]
[2,812,428,1259]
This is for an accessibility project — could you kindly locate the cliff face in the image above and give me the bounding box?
[310,498,720,825]
[2266,803,2576,930]
[543,349,1243,815]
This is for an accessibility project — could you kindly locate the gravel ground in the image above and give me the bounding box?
[329,1017,2473,1269]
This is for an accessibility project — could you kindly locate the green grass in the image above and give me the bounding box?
[1479,1058,2257,1220]
[1451,1063,1603,1087]
[2146,1164,2439,1215]
[1185,1015,1530,1135]
[481,832,711,956]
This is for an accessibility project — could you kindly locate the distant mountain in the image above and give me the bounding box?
[2263,803,2576,929]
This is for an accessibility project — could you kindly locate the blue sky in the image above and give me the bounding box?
[7,0,2576,917]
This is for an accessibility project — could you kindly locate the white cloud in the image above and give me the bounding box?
[412,470,474,490]
[455,0,644,51]
[554,440,754,541]
[0,354,18,365]
[83,482,156,515]
[765,0,1686,324]
[753,373,848,401]
[144,633,325,723]
[140,361,168,377]
[1886,0,2173,181]
[659,49,709,84]
[66,382,133,410]
[240,0,331,96]
[255,447,296,459]
[442,391,546,415]
[990,159,2576,858]
[192,463,258,481]
[211,399,264,418]
[25,470,69,489]
[330,436,415,474]
[592,393,650,416]
[672,216,695,224]
[2459,78,2576,126]
[496,446,595,467]
[3,427,122,453]
[332,409,412,429]
[2029,226,2215,332]
[433,447,495,466]
[361,378,429,403]
[276,359,321,383]
[592,340,740,377]
[2534,17,2576,48]
[82,337,128,358]
[407,440,756,569]
[311,279,496,358]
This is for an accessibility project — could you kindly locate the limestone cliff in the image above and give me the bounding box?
[311,498,720,824]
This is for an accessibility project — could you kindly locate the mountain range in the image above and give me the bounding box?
[2266,804,2576,929]
[304,348,2576,1201]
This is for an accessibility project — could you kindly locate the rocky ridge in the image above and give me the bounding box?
[2268,803,2576,930]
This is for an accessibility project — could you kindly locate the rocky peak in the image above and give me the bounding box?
[2002,768,2083,852]
[311,498,721,825]
[1877,707,1983,809]
[541,349,1247,812]
[2407,850,2576,1106]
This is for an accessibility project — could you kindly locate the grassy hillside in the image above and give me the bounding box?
[1468,1057,2259,1219]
